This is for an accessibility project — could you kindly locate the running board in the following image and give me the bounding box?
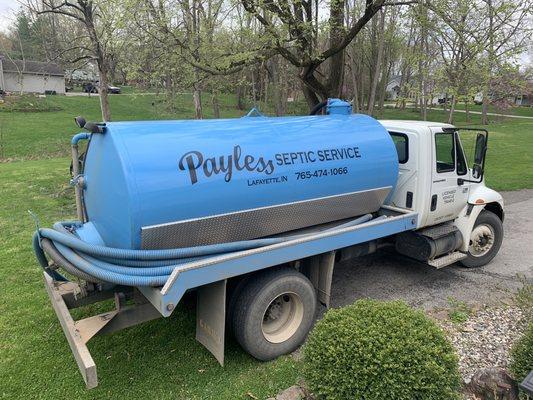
[427,252,467,269]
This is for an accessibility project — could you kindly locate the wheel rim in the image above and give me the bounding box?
[469,223,495,257]
[261,292,304,344]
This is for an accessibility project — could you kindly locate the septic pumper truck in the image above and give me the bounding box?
[33,99,504,388]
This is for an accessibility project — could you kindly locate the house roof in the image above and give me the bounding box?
[0,56,64,77]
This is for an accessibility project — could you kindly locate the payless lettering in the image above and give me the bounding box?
[178,145,275,185]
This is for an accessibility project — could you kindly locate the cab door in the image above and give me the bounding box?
[426,128,470,226]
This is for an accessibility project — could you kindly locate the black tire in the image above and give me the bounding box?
[460,210,503,268]
[226,274,252,333]
[232,267,317,361]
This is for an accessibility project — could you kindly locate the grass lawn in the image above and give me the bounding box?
[0,93,531,399]
[382,101,533,118]
[442,103,533,118]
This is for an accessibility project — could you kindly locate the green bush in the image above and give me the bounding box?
[516,280,533,322]
[303,300,461,400]
[510,323,533,385]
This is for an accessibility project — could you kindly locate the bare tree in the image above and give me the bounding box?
[473,0,531,124]
[0,36,26,95]
[241,0,417,108]
[29,0,119,121]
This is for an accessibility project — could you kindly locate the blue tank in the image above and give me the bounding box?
[77,105,399,250]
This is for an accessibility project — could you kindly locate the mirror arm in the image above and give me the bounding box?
[458,177,483,185]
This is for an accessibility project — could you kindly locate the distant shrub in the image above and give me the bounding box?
[0,95,62,112]
[303,300,461,400]
[510,323,533,385]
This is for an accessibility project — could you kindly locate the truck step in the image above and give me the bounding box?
[427,251,467,269]
[418,223,459,240]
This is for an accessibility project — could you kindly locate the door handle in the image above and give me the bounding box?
[430,194,438,211]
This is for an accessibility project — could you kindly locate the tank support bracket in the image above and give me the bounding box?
[43,273,161,389]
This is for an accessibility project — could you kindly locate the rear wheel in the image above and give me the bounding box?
[460,210,503,268]
[232,267,316,360]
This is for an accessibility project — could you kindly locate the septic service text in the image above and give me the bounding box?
[178,145,361,185]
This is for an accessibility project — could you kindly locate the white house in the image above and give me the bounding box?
[0,56,65,94]
[385,75,402,100]
[65,67,98,83]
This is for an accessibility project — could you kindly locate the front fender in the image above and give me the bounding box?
[468,185,504,207]
[455,185,504,252]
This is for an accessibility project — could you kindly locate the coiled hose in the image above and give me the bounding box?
[34,213,381,287]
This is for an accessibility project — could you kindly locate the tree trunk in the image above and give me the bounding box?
[465,99,470,123]
[448,95,456,124]
[236,82,245,110]
[299,0,348,110]
[302,83,321,110]
[418,3,429,121]
[367,10,385,115]
[482,90,490,125]
[212,91,220,119]
[378,61,392,114]
[98,64,111,121]
[84,7,111,121]
[482,0,494,125]
[267,57,283,116]
[326,0,346,100]
[349,57,360,113]
[396,17,414,110]
[191,0,203,119]
[193,86,203,119]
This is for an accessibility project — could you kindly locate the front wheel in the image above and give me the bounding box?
[460,210,503,268]
[232,267,317,361]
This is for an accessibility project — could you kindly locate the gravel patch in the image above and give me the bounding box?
[435,305,527,382]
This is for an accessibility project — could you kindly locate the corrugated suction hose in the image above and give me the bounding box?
[34,214,381,287]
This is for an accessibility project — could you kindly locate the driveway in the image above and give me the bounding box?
[331,189,533,309]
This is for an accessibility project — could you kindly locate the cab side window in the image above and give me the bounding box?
[435,132,455,172]
[390,132,408,164]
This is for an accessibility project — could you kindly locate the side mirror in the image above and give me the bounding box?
[474,133,486,165]
[454,128,489,184]
[471,132,487,181]
[472,163,483,179]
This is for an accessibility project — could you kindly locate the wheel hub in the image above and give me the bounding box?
[469,224,495,257]
[261,292,304,344]
[265,297,284,320]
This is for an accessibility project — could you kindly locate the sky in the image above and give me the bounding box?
[0,0,20,33]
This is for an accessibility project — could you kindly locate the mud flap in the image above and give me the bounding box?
[304,251,336,308]
[196,279,226,366]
